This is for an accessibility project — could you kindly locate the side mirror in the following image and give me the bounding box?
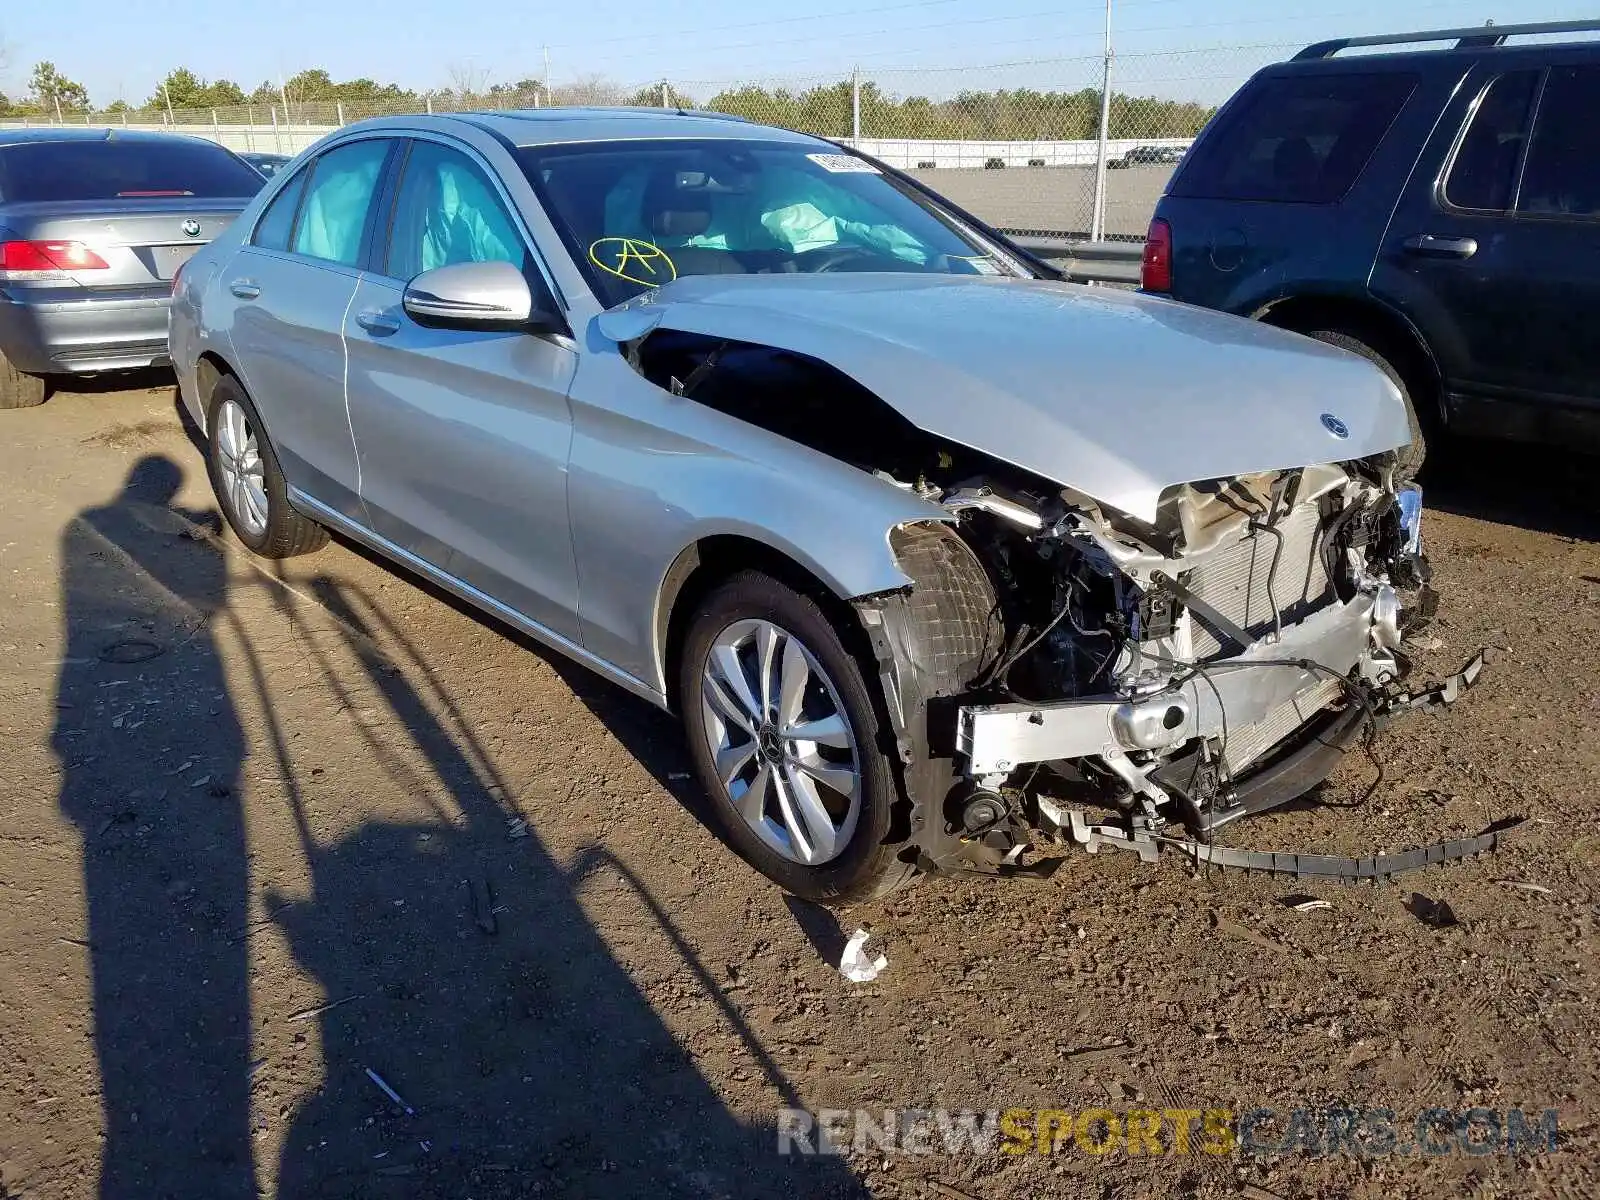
[402,261,563,334]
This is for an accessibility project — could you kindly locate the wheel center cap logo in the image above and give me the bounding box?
[1320,412,1350,440]
[181,219,202,237]
[758,724,782,762]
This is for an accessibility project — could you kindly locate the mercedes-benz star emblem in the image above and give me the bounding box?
[181,219,202,238]
[1320,413,1350,440]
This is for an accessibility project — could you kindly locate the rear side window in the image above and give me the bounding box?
[0,138,264,203]
[290,140,391,267]
[1519,65,1600,219]
[1444,72,1539,211]
[1172,72,1418,204]
[252,169,309,251]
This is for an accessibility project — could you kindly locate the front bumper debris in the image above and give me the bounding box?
[1054,805,1523,881]
[1378,648,1487,715]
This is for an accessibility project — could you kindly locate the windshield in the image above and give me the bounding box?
[516,138,1020,305]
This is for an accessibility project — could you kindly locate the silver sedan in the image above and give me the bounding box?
[1,128,260,408]
[172,109,1440,904]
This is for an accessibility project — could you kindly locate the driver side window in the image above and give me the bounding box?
[385,141,529,280]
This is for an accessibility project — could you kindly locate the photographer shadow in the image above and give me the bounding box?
[267,576,864,1198]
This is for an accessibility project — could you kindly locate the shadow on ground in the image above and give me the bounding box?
[52,454,863,1197]
[1424,439,1600,543]
[53,456,256,1198]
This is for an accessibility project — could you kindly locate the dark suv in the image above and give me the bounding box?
[1144,19,1600,471]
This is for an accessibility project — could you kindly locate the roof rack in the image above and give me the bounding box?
[1295,18,1600,60]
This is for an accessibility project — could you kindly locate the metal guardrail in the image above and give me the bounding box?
[1011,235,1145,285]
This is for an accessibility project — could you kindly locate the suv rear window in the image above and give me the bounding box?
[1443,72,1539,212]
[1519,65,1600,219]
[0,138,264,203]
[1172,72,1418,204]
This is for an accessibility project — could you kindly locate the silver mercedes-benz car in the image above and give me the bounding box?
[171,109,1466,904]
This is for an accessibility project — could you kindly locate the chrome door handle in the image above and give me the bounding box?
[355,308,401,336]
[229,279,260,300]
[1402,234,1478,259]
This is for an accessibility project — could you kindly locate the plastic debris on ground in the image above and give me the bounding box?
[839,928,888,983]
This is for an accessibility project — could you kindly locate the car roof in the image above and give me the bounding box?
[0,126,224,149]
[345,107,827,149]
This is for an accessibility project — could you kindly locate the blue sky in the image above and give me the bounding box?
[3,0,1595,107]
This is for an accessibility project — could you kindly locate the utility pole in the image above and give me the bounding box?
[162,80,176,125]
[543,45,551,106]
[851,66,861,143]
[1089,0,1114,242]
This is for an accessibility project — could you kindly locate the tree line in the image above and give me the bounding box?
[2,62,1214,141]
[0,65,421,117]
[702,80,1215,140]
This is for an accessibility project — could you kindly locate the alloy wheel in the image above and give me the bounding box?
[698,618,862,866]
[215,396,269,539]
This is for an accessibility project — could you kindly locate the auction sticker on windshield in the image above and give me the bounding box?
[807,153,881,173]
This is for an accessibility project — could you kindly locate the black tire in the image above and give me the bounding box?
[1305,328,1428,478]
[0,351,47,410]
[204,374,329,558]
[677,570,917,906]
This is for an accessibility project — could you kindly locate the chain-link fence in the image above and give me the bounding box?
[1,43,1291,239]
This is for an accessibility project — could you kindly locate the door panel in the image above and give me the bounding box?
[219,138,394,519]
[223,247,362,516]
[1482,62,1600,436]
[1373,69,1536,411]
[343,276,580,638]
[1373,60,1600,443]
[343,138,581,640]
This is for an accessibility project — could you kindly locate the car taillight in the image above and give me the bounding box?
[0,240,111,281]
[1141,218,1172,293]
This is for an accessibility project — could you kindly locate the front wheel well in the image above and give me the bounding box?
[657,535,866,715]
[1257,296,1444,428]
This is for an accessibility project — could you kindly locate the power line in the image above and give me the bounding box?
[573,6,1083,69]
[535,0,1213,53]
[661,0,1481,82]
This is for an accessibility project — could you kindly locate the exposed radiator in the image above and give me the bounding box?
[1222,675,1344,775]
[1185,501,1335,661]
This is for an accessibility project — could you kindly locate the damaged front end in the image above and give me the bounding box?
[856,452,1490,880]
[605,305,1496,882]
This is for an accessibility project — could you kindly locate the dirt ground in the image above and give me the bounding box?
[0,378,1596,1200]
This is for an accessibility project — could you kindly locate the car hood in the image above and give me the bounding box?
[598,273,1410,523]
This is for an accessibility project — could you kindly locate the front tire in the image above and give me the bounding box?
[678,570,917,906]
[0,351,47,410]
[204,375,328,558]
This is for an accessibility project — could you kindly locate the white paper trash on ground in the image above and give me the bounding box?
[840,928,888,982]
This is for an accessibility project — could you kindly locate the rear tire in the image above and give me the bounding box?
[0,352,47,410]
[204,375,329,558]
[677,570,917,906]
[1305,328,1428,477]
